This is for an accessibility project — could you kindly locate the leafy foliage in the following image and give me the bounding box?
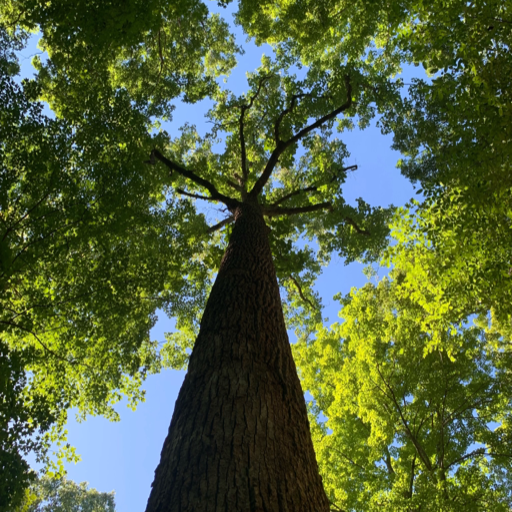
[294,260,512,511]
[0,22,210,500]
[15,476,115,512]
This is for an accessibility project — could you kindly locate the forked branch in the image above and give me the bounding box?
[287,276,318,310]
[249,76,353,199]
[151,149,239,209]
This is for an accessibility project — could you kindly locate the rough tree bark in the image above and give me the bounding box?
[145,200,330,511]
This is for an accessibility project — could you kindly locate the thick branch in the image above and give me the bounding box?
[207,216,234,234]
[240,75,272,186]
[249,76,353,199]
[152,149,239,209]
[263,202,333,217]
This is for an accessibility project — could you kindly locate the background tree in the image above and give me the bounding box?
[15,476,115,512]
[293,225,512,510]
[0,19,213,503]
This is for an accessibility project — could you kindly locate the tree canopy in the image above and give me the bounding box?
[0,0,510,507]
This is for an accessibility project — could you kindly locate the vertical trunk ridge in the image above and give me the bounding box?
[146,202,329,512]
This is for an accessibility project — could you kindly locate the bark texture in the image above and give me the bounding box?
[146,201,329,512]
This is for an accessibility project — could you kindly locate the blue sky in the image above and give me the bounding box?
[18,5,418,510]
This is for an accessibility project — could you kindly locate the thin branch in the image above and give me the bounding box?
[249,76,353,199]
[0,319,91,369]
[268,164,358,207]
[175,189,212,201]
[263,202,333,217]
[375,363,433,472]
[274,92,314,144]
[446,448,486,470]
[271,184,320,206]
[335,447,366,471]
[287,276,318,310]
[2,192,51,241]
[152,149,239,210]
[207,216,234,234]
[344,216,370,236]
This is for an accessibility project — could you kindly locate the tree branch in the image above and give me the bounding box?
[175,189,212,201]
[274,92,314,144]
[263,202,333,217]
[207,216,234,234]
[249,76,353,199]
[375,362,433,472]
[287,276,318,310]
[0,319,92,369]
[268,164,358,207]
[240,75,272,187]
[344,216,370,236]
[151,149,239,209]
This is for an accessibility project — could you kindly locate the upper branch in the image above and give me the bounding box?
[268,164,358,207]
[274,92,313,144]
[249,76,353,199]
[262,202,333,217]
[285,76,352,148]
[240,75,272,187]
[152,149,239,209]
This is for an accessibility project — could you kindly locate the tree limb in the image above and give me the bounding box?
[207,216,234,234]
[175,189,212,201]
[240,75,272,187]
[268,164,358,208]
[344,216,370,236]
[249,76,353,199]
[263,202,333,217]
[287,276,318,310]
[151,149,239,209]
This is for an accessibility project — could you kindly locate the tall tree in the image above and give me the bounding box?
[144,56,393,509]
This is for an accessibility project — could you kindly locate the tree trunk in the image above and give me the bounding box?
[145,201,329,512]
